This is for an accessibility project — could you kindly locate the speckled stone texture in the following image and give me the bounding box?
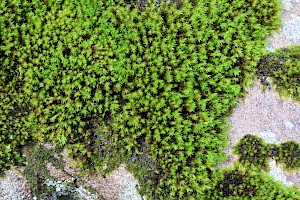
[222,79,300,187]
[228,80,300,146]
[0,169,33,200]
[267,0,300,50]
[83,164,143,200]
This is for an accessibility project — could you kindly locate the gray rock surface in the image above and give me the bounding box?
[258,131,280,144]
[267,0,300,50]
[44,178,96,200]
[0,169,32,200]
[268,159,294,186]
[283,17,300,42]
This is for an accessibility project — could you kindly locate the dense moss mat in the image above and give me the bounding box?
[1,0,293,199]
[257,45,300,102]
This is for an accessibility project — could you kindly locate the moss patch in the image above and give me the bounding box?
[207,164,300,200]
[234,134,271,171]
[276,141,300,173]
[234,134,300,174]
[257,45,300,102]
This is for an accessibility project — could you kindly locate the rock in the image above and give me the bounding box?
[283,120,295,130]
[282,0,292,11]
[0,170,33,200]
[282,17,300,42]
[119,179,143,200]
[268,159,294,186]
[83,164,143,200]
[266,43,275,52]
[44,178,96,199]
[258,131,280,144]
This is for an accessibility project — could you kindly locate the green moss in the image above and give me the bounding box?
[276,140,300,172]
[207,164,300,200]
[234,134,271,171]
[235,134,300,175]
[257,45,300,102]
[1,0,283,199]
[212,167,259,199]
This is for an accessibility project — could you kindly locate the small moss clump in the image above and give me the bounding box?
[234,134,271,171]
[257,45,300,102]
[214,167,258,198]
[207,164,300,200]
[234,134,300,174]
[276,140,300,172]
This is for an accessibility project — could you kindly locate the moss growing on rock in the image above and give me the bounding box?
[234,134,271,171]
[22,144,67,199]
[276,140,300,172]
[1,0,284,198]
[257,45,300,102]
[207,164,300,200]
[234,134,300,174]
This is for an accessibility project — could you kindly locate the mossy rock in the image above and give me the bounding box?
[257,45,300,102]
[277,140,300,172]
[207,164,300,200]
[234,134,271,171]
[1,0,283,199]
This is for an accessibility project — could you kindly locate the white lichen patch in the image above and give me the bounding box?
[282,0,293,11]
[268,159,294,187]
[119,180,143,200]
[283,120,295,130]
[282,17,300,42]
[117,164,143,200]
[258,131,280,144]
[44,178,96,200]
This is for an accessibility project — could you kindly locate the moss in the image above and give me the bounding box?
[234,134,300,175]
[1,0,283,198]
[234,134,271,171]
[207,164,300,200]
[214,167,258,198]
[257,45,300,102]
[268,144,280,159]
[276,140,300,173]
[234,134,300,171]
[126,152,157,197]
